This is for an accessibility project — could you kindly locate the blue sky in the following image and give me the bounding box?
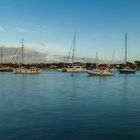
[0,0,140,62]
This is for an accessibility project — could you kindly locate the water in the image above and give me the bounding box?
[0,71,140,140]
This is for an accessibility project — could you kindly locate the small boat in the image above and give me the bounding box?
[13,66,41,74]
[62,32,86,73]
[0,67,13,72]
[119,33,136,74]
[86,69,113,76]
[13,39,41,74]
[119,68,136,74]
[109,68,118,73]
[0,45,13,72]
[62,66,86,72]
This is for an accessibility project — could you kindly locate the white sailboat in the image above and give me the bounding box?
[86,69,113,76]
[13,66,41,74]
[13,39,41,74]
[62,32,86,72]
[86,52,113,76]
[0,45,13,72]
[119,33,136,74]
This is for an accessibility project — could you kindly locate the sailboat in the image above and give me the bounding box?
[86,52,113,76]
[62,32,86,72]
[0,45,13,72]
[119,33,136,74]
[13,39,41,74]
[86,69,113,76]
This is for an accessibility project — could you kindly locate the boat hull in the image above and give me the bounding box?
[62,67,86,72]
[86,70,113,76]
[13,68,41,74]
[119,69,136,74]
[0,67,13,72]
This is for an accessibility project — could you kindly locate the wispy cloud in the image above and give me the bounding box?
[18,22,48,30]
[26,42,68,56]
[19,22,34,26]
[109,34,123,39]
[2,22,48,35]
[6,26,48,35]
[11,27,34,33]
[0,27,5,32]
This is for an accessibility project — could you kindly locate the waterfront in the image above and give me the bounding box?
[1,71,140,140]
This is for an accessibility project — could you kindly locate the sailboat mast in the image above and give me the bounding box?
[72,32,76,66]
[124,33,127,64]
[111,50,115,64]
[95,52,98,64]
[21,39,24,64]
[0,45,2,64]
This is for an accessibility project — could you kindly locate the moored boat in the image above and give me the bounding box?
[13,39,41,74]
[62,66,86,72]
[0,67,13,72]
[119,33,136,74]
[62,32,86,73]
[0,45,13,72]
[13,66,41,74]
[86,69,113,76]
[119,68,136,74]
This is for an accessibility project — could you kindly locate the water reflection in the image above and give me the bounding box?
[0,71,140,140]
[20,75,27,110]
[98,76,110,87]
[68,75,78,108]
[122,75,128,93]
[20,75,27,94]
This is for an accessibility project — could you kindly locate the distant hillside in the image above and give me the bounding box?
[0,46,48,63]
[0,46,123,64]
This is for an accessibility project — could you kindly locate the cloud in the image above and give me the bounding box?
[8,25,48,35]
[19,22,34,26]
[25,42,68,56]
[18,22,48,30]
[1,22,48,35]
[109,34,123,39]
[0,27,5,32]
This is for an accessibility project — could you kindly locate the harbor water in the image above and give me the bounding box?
[0,71,140,140]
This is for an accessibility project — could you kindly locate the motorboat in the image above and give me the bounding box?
[86,69,113,76]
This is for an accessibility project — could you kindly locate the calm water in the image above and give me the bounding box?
[0,71,140,140]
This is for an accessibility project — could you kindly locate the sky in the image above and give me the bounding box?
[0,0,140,62]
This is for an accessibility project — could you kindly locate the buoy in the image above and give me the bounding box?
[71,73,74,76]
